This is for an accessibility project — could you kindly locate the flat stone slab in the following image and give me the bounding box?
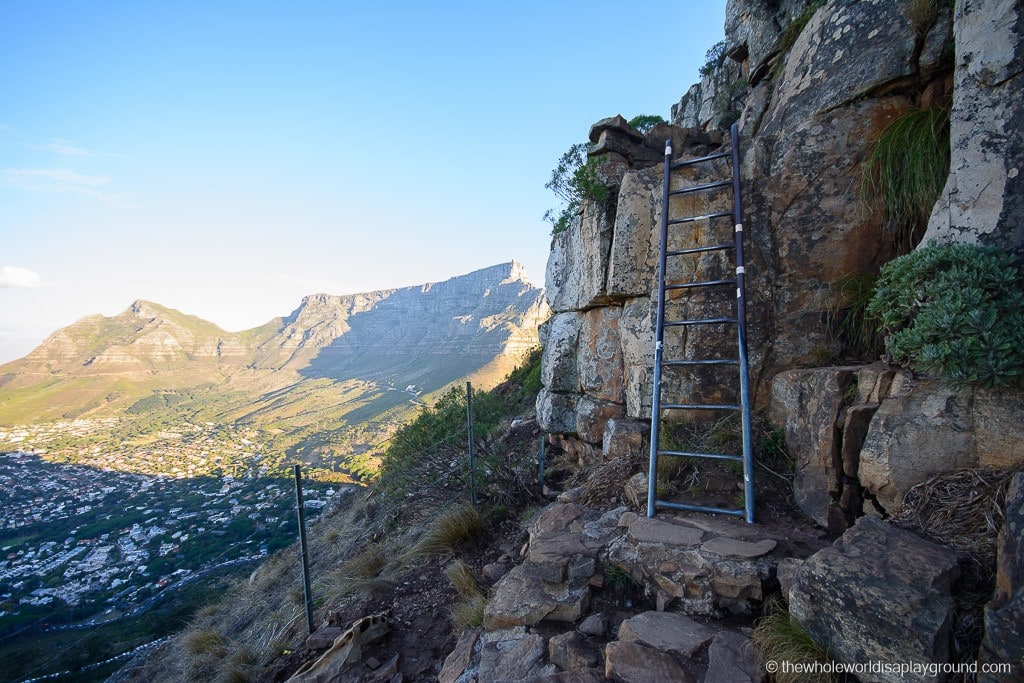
[305,626,344,649]
[617,611,715,658]
[705,631,760,683]
[438,629,478,683]
[604,641,694,683]
[627,516,703,547]
[532,503,585,534]
[700,537,777,560]
[484,564,590,629]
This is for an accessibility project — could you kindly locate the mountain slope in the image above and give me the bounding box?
[0,262,549,470]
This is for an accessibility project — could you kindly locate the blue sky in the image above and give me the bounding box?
[0,0,727,364]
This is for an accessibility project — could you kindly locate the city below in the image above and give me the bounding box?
[0,419,341,637]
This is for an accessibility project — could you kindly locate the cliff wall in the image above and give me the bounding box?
[536,0,1022,466]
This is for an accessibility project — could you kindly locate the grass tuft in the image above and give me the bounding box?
[185,629,228,658]
[824,272,884,361]
[450,593,487,631]
[753,599,835,682]
[861,106,951,251]
[405,504,483,559]
[445,559,484,600]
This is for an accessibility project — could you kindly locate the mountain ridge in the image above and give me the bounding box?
[0,262,549,456]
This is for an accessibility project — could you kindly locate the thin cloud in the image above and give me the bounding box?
[0,167,133,207]
[29,138,127,159]
[0,266,43,289]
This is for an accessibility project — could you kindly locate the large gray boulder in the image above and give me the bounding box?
[789,516,960,683]
[923,0,1024,252]
[859,382,1024,514]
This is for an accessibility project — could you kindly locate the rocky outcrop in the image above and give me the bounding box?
[537,0,964,461]
[923,0,1024,252]
[446,501,810,682]
[980,472,1024,681]
[788,517,961,683]
[772,365,1024,525]
[607,511,819,616]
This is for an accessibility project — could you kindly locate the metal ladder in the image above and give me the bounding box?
[646,122,755,523]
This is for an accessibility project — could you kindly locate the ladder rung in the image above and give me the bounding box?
[668,179,732,196]
[661,403,742,411]
[662,359,739,366]
[667,211,733,225]
[653,500,745,517]
[664,317,738,327]
[665,279,736,290]
[657,450,743,462]
[670,151,730,168]
[666,243,734,256]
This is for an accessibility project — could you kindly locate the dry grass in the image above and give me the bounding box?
[450,593,487,631]
[185,629,228,658]
[900,0,945,37]
[445,559,483,599]
[404,503,483,560]
[444,559,488,632]
[892,467,1019,564]
[752,598,835,683]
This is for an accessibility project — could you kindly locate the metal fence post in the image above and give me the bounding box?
[538,436,545,492]
[293,464,315,635]
[466,382,476,505]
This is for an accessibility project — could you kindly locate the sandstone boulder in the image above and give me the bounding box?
[616,611,715,658]
[540,314,580,393]
[536,388,577,435]
[705,630,761,683]
[789,516,960,683]
[604,641,693,683]
[483,564,591,629]
[577,306,625,405]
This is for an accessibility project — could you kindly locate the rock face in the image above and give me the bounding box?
[537,0,969,466]
[772,366,1024,524]
[789,516,961,683]
[980,472,1024,682]
[923,0,1024,253]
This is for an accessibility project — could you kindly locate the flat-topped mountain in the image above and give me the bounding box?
[0,262,549,466]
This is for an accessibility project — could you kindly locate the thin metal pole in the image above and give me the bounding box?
[647,138,674,518]
[730,122,756,524]
[538,436,545,491]
[293,464,315,634]
[466,382,476,506]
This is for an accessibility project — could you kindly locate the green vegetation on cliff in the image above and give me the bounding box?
[868,243,1024,387]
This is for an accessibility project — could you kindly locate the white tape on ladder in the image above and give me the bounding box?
[666,143,673,156]
[736,266,745,275]
[737,288,741,298]
[735,223,743,232]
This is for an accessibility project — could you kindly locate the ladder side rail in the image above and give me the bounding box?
[646,139,674,518]
[730,122,756,524]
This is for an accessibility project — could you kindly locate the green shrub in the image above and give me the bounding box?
[867,243,1024,387]
[543,142,612,236]
[627,114,666,134]
[775,0,826,74]
[861,106,951,251]
[700,40,727,76]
